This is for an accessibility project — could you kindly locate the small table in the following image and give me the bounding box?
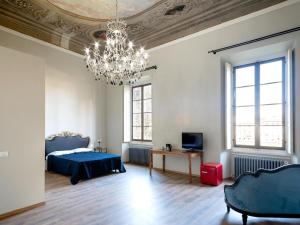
[149,149,203,183]
[94,147,108,153]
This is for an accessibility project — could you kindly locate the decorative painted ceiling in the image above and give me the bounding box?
[0,0,285,55]
[48,0,161,19]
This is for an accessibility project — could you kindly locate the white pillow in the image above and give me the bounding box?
[46,148,93,160]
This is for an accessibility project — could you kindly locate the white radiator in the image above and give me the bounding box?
[129,147,150,165]
[232,153,290,178]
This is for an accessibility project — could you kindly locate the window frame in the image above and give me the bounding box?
[232,57,286,150]
[131,83,152,142]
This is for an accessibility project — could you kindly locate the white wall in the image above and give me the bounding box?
[151,30,222,175]
[45,51,107,147]
[0,46,45,214]
[0,28,107,214]
[106,86,123,153]
[0,29,107,147]
[106,1,300,177]
[151,1,300,177]
[294,35,300,161]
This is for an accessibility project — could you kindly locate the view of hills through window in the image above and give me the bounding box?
[132,84,152,141]
[234,58,284,148]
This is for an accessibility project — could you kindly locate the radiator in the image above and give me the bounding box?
[129,148,150,165]
[233,154,289,178]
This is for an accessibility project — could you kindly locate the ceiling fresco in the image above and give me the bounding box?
[48,0,161,19]
[0,0,286,55]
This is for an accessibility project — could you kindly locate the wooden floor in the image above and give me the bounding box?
[1,164,300,225]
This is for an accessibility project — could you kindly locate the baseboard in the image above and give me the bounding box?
[0,202,45,220]
[153,166,200,178]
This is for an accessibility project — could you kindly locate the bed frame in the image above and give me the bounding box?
[45,131,90,156]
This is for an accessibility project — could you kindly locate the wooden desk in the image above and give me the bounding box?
[149,149,203,183]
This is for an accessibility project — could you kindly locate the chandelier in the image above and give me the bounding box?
[84,0,149,86]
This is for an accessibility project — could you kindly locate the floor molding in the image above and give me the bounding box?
[0,202,45,221]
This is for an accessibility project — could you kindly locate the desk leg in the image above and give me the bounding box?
[162,155,166,172]
[149,152,153,176]
[188,155,192,183]
[200,151,204,164]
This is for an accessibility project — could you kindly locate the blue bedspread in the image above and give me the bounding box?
[47,152,126,185]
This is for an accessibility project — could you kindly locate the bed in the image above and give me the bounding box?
[45,131,126,185]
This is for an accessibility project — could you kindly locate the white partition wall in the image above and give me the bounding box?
[0,46,45,215]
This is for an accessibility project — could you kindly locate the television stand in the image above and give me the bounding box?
[182,149,199,153]
[149,149,204,183]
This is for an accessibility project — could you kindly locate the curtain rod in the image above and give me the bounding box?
[208,26,300,54]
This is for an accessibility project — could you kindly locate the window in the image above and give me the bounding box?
[233,58,285,149]
[132,84,152,141]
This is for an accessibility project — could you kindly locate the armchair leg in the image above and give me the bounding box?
[226,205,230,213]
[242,214,248,225]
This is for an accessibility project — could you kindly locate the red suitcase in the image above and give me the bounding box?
[201,163,223,186]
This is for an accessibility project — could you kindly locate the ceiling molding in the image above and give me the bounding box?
[0,25,83,58]
[148,0,296,53]
[0,0,286,55]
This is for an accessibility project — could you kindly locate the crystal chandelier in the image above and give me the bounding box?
[84,0,149,86]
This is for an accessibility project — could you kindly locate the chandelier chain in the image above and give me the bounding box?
[116,0,118,21]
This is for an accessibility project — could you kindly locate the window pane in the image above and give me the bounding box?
[144,99,152,112]
[144,113,152,126]
[133,127,141,140]
[143,85,152,99]
[236,106,255,125]
[260,126,283,147]
[144,127,152,140]
[235,66,255,87]
[260,60,282,84]
[260,83,282,104]
[133,87,142,100]
[236,86,255,106]
[133,100,141,113]
[132,84,152,141]
[260,104,283,126]
[133,114,141,126]
[235,126,255,146]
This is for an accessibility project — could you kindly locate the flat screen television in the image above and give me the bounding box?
[182,132,203,151]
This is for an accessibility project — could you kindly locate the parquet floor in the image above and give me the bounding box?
[1,164,300,225]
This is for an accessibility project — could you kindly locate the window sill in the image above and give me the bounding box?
[130,141,153,147]
[232,147,292,158]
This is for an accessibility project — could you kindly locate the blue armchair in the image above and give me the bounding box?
[224,164,300,225]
